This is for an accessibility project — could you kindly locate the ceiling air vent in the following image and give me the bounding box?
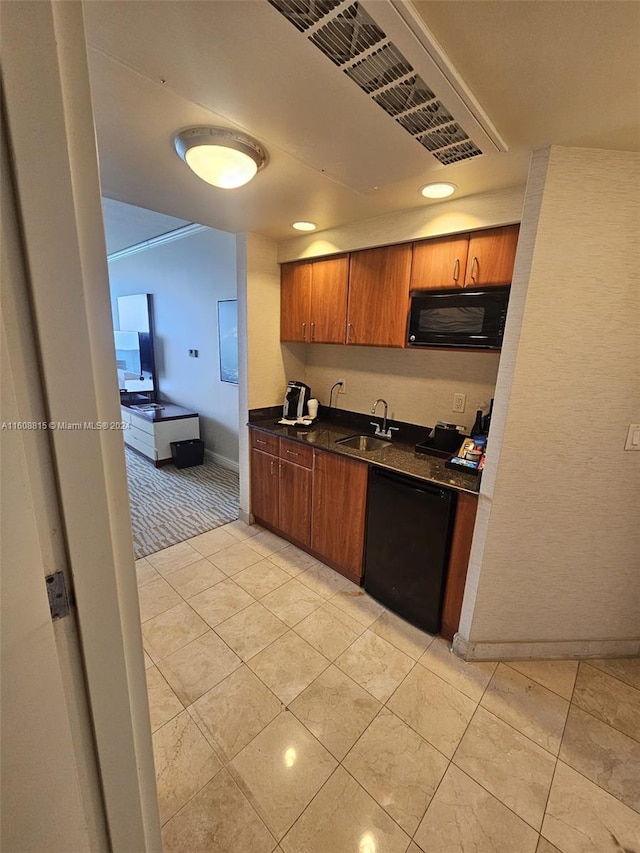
[309,3,385,66]
[266,0,507,163]
[419,123,469,152]
[345,43,411,93]
[372,75,435,117]
[433,141,484,165]
[396,100,453,135]
[267,0,343,33]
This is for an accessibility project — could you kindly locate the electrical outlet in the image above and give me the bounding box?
[337,378,346,394]
[188,349,199,358]
[453,392,466,413]
[625,423,640,450]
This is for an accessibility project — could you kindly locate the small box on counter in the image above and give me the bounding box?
[445,437,485,476]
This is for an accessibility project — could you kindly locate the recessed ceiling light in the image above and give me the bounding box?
[292,221,317,232]
[174,127,267,189]
[420,182,457,199]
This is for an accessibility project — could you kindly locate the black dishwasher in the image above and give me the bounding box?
[364,466,456,634]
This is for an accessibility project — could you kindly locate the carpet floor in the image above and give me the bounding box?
[124,448,239,558]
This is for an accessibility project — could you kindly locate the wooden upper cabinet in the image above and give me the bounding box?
[464,225,520,288]
[347,244,412,347]
[280,262,311,342]
[309,255,349,344]
[281,224,520,344]
[280,255,348,344]
[410,233,470,290]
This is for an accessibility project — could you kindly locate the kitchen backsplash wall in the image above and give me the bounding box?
[295,343,500,434]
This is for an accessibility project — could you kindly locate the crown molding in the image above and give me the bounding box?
[107,223,207,261]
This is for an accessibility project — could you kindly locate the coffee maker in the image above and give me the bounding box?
[283,381,311,420]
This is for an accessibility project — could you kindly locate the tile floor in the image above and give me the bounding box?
[137,521,640,853]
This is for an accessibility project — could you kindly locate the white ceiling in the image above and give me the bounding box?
[102,198,190,254]
[87,0,640,244]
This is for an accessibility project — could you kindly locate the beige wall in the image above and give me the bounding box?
[245,233,305,410]
[457,146,640,658]
[278,185,525,261]
[239,233,305,516]
[301,344,499,434]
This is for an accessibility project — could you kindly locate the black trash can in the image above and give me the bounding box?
[170,439,205,468]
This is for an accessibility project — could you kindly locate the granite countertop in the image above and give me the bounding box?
[248,413,481,496]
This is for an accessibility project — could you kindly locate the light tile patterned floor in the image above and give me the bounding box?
[137,522,640,853]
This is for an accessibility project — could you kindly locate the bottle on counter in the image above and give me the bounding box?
[471,409,484,437]
[482,398,494,435]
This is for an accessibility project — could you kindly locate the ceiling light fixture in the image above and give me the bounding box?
[174,127,267,189]
[292,221,317,232]
[420,182,457,199]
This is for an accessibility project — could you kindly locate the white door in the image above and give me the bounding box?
[0,266,97,851]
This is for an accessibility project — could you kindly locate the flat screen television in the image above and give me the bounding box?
[114,329,155,395]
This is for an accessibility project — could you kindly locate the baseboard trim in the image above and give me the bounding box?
[204,448,239,474]
[453,633,640,662]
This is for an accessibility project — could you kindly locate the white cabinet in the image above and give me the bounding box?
[121,404,200,465]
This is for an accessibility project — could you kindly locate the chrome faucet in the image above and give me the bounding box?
[370,399,398,440]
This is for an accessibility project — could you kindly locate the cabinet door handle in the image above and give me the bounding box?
[270,460,275,475]
[286,449,299,457]
[302,322,306,341]
[256,438,267,446]
[469,256,478,284]
[347,323,353,342]
[311,322,315,341]
[278,462,283,478]
[453,258,460,283]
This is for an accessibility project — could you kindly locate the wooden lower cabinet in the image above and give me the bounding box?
[249,427,478,633]
[440,492,478,641]
[278,459,312,546]
[250,433,313,548]
[250,427,368,581]
[250,448,279,530]
[311,450,368,582]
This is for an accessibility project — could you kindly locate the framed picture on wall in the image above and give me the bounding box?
[218,299,238,384]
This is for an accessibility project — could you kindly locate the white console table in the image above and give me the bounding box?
[121,403,200,466]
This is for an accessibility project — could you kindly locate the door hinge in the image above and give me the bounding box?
[45,571,71,620]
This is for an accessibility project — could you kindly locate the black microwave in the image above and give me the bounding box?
[407,286,510,350]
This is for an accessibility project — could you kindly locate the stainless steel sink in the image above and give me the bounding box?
[335,434,389,451]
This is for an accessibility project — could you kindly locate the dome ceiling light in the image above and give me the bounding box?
[420,182,457,199]
[292,221,317,231]
[174,127,267,189]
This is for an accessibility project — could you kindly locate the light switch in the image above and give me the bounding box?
[624,423,640,450]
[189,349,199,358]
